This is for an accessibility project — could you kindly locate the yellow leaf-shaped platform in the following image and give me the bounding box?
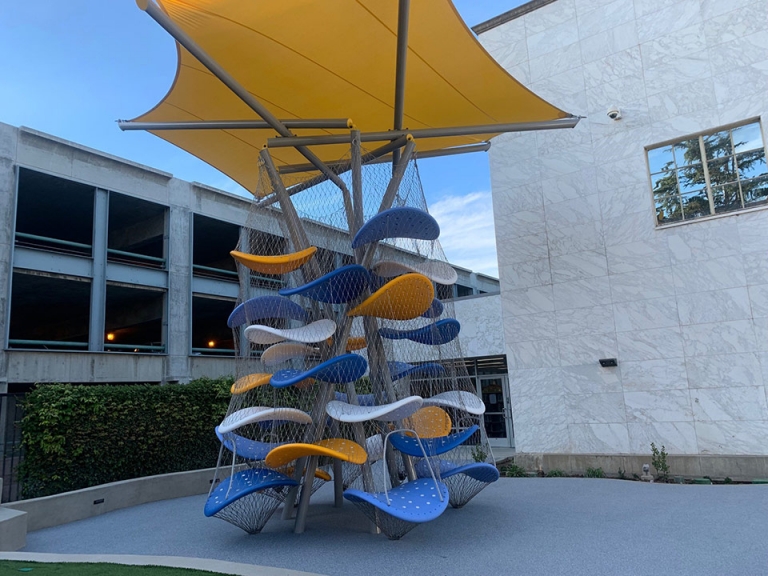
[348,273,434,320]
[286,466,333,482]
[409,406,452,438]
[230,373,272,395]
[346,336,367,351]
[230,246,317,275]
[265,438,367,469]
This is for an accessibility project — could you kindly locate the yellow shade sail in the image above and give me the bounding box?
[132,0,570,194]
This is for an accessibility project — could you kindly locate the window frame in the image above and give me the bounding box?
[646,118,768,228]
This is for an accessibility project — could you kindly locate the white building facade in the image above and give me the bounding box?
[478,0,768,458]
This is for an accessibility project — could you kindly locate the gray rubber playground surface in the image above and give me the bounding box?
[24,478,768,575]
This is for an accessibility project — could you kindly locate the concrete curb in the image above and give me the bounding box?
[0,552,327,576]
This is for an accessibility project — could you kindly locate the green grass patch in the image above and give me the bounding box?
[0,561,225,575]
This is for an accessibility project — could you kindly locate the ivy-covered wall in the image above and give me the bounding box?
[18,378,232,499]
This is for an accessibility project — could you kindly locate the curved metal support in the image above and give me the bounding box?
[382,428,443,506]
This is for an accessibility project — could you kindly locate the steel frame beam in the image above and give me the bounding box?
[118,119,353,131]
[267,116,580,148]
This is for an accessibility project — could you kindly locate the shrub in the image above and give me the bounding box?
[502,464,528,478]
[19,378,232,499]
[585,467,604,478]
[546,469,567,477]
[650,442,670,482]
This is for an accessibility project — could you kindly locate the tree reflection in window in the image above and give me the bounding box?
[648,121,768,225]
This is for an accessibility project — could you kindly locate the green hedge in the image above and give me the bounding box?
[18,377,232,499]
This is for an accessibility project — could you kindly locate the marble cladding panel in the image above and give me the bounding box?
[649,107,723,143]
[499,258,552,290]
[569,423,631,453]
[453,295,506,358]
[617,326,685,361]
[620,358,689,391]
[681,320,758,357]
[550,249,609,283]
[530,67,587,102]
[586,74,648,114]
[556,304,615,338]
[545,194,601,229]
[639,23,707,69]
[713,61,768,110]
[577,0,635,41]
[596,153,649,192]
[547,220,605,257]
[686,352,764,389]
[501,285,555,316]
[599,183,653,221]
[541,166,598,205]
[527,18,580,60]
[553,275,612,310]
[537,122,593,156]
[613,296,680,333]
[606,238,672,274]
[565,392,627,423]
[666,219,741,264]
[752,318,768,353]
[539,146,596,177]
[579,20,639,64]
[609,267,676,303]
[499,232,549,264]
[737,210,768,255]
[529,41,584,83]
[508,367,564,398]
[624,389,694,422]
[627,421,699,454]
[700,0,756,20]
[695,420,768,455]
[509,339,561,370]
[748,284,768,318]
[583,46,643,89]
[577,0,628,14]
[676,287,752,325]
[743,252,768,286]
[504,311,558,344]
[636,0,703,44]
[489,152,540,188]
[558,332,618,365]
[690,386,768,422]
[644,50,713,97]
[647,77,718,123]
[561,363,623,394]
[514,422,572,453]
[602,211,656,246]
[592,127,654,165]
[708,31,768,78]
[513,394,567,426]
[478,20,528,71]
[493,208,546,240]
[524,0,577,35]
[672,256,747,294]
[633,0,686,19]
[589,99,652,139]
[703,0,768,47]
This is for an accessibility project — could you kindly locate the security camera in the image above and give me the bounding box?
[607,107,622,120]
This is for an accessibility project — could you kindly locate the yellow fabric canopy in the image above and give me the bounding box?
[133,0,569,193]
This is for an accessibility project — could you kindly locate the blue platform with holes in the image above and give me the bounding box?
[279,265,370,304]
[389,424,480,457]
[421,298,444,319]
[351,207,440,249]
[271,353,368,388]
[334,391,377,406]
[344,478,450,522]
[204,469,297,517]
[414,460,501,483]
[388,361,446,381]
[379,318,460,345]
[227,295,308,328]
[215,427,282,461]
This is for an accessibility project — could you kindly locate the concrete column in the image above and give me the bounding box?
[88,189,108,351]
[470,272,479,295]
[164,181,192,382]
[0,124,19,394]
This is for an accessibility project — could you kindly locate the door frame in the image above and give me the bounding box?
[477,374,513,448]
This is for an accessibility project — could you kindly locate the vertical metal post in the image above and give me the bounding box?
[89,188,109,352]
[392,0,411,171]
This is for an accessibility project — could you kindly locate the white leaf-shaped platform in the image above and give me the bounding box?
[219,406,313,434]
[326,395,423,423]
[244,319,336,345]
[422,391,486,415]
[372,260,458,286]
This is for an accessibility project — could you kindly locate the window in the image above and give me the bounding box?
[648,121,768,225]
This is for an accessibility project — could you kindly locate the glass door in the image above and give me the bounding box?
[477,376,513,448]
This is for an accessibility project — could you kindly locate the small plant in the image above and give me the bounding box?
[650,442,670,482]
[585,467,604,478]
[632,473,641,481]
[617,467,626,480]
[502,464,527,478]
[724,477,733,484]
[471,445,488,463]
[546,469,567,477]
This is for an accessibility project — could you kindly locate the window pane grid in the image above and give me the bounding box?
[649,121,767,225]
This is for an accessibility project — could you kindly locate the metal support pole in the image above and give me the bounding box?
[89,188,108,352]
[392,0,410,170]
[118,119,353,131]
[138,0,348,189]
[266,116,580,148]
[333,459,344,508]
[350,130,364,240]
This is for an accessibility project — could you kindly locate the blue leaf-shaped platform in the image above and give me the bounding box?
[389,424,479,457]
[279,265,369,304]
[204,468,297,517]
[379,319,460,345]
[414,460,500,483]
[335,391,377,406]
[421,298,444,319]
[227,295,308,328]
[351,207,440,249]
[344,478,449,523]
[215,427,282,461]
[271,353,368,388]
[388,361,446,381]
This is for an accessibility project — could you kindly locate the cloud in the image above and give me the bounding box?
[429,191,498,277]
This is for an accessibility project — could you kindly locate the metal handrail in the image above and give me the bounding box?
[15,232,91,251]
[8,339,88,348]
[104,343,166,351]
[192,347,236,354]
[192,264,238,277]
[107,248,166,265]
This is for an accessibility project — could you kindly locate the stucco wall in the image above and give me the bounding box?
[480,0,768,455]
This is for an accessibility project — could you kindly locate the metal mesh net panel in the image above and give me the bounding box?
[212,486,287,534]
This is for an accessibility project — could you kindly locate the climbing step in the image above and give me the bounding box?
[244,318,336,345]
[279,265,369,304]
[230,246,317,275]
[271,353,368,388]
[371,259,458,285]
[379,319,460,345]
[348,274,434,320]
[227,295,307,328]
[351,207,440,249]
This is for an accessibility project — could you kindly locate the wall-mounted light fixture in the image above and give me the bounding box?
[599,358,618,367]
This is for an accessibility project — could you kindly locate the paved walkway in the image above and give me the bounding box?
[22,479,768,576]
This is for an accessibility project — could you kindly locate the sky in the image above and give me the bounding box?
[0,1,525,277]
